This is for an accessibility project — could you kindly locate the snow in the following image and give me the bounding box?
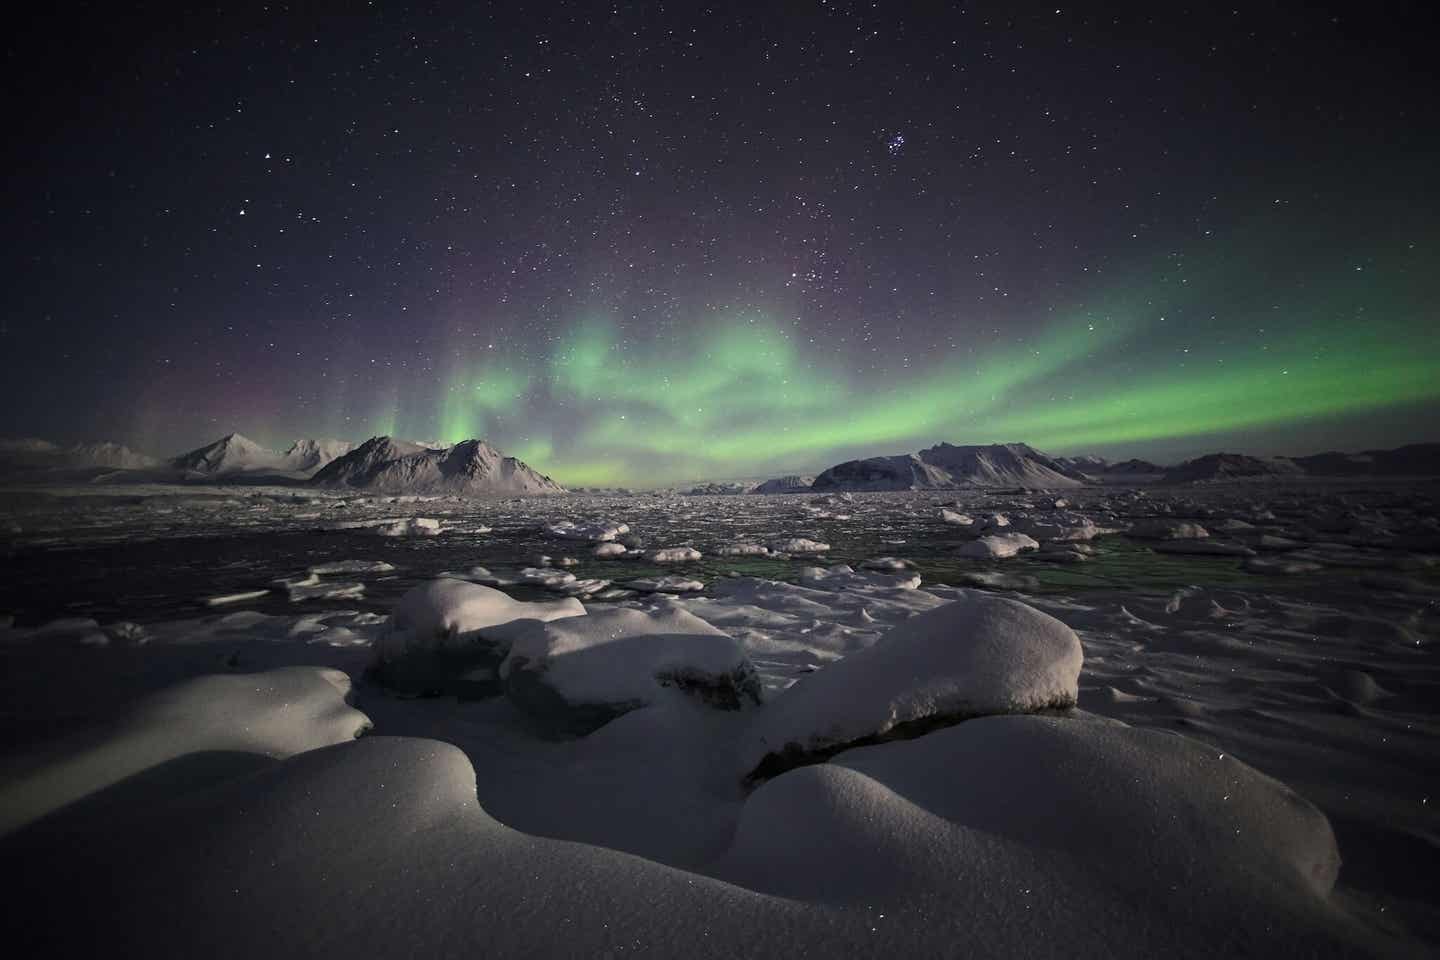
[373,517,443,537]
[956,532,1040,558]
[648,546,702,562]
[859,556,910,571]
[518,566,577,589]
[738,590,1083,780]
[1,480,1436,957]
[751,475,814,494]
[768,537,830,554]
[379,579,584,654]
[813,442,1085,491]
[717,715,1343,929]
[1127,518,1210,540]
[281,438,354,473]
[314,437,565,494]
[308,559,397,575]
[798,564,921,591]
[626,575,706,593]
[491,605,761,735]
[593,541,627,557]
[545,519,629,541]
[0,665,368,836]
[204,590,273,606]
[715,542,770,556]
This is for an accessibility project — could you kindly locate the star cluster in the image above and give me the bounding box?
[3,3,1436,484]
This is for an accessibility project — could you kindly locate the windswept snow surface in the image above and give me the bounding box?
[1,480,1438,955]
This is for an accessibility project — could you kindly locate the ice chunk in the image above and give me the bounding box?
[204,590,272,607]
[519,567,578,589]
[308,559,397,575]
[626,575,706,594]
[798,564,920,591]
[648,546,702,563]
[373,517,443,537]
[545,519,629,542]
[1126,519,1209,540]
[956,532,1039,558]
[716,542,770,556]
[768,538,830,555]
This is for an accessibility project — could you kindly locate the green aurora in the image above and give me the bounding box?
[330,237,1437,487]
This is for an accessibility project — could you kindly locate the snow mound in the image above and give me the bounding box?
[490,605,762,736]
[372,579,585,696]
[740,591,1082,781]
[721,715,1341,914]
[0,666,369,837]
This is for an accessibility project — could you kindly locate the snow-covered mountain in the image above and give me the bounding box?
[1292,442,1440,477]
[311,437,565,495]
[812,442,1087,491]
[684,481,756,495]
[1103,458,1166,476]
[281,439,354,473]
[1052,454,1109,475]
[1161,453,1306,484]
[169,434,358,477]
[0,438,159,473]
[64,442,160,470]
[751,475,815,494]
[170,433,283,475]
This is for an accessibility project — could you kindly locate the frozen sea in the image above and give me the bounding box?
[1,480,1437,956]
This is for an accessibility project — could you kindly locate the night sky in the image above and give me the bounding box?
[4,2,1437,486]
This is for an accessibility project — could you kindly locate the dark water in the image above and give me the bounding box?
[4,486,1428,628]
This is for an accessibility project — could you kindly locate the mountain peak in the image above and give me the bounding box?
[312,437,563,495]
[813,441,1086,491]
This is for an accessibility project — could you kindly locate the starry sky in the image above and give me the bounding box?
[4,2,1437,486]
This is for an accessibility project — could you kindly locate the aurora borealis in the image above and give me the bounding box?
[4,3,1437,486]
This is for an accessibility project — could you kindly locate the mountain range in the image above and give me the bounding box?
[811,443,1089,491]
[3,432,1438,493]
[170,434,355,477]
[312,437,564,494]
